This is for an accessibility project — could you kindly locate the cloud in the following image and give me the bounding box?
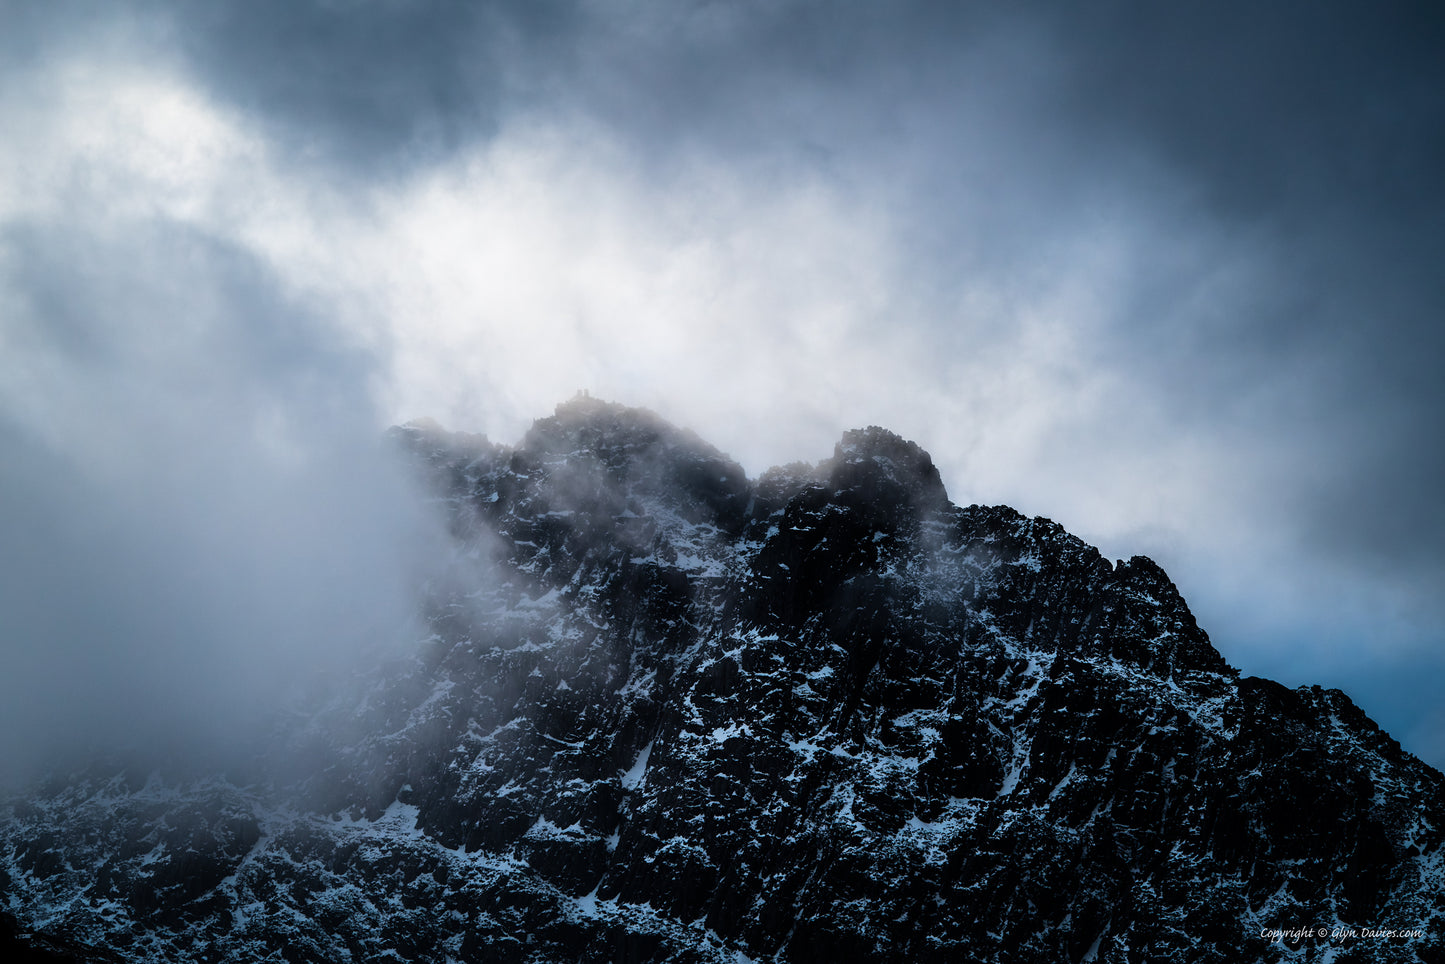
[2,1,1444,770]
[0,72,446,784]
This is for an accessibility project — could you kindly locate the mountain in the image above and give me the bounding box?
[3,396,1442,963]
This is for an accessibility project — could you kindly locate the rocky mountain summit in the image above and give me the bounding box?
[3,396,1442,963]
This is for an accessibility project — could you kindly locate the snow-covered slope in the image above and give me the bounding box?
[3,397,1442,962]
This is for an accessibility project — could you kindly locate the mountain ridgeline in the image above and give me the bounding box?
[2,397,1442,962]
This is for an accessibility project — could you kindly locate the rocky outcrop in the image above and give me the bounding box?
[3,398,1442,962]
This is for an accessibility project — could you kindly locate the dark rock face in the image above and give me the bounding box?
[3,398,1443,963]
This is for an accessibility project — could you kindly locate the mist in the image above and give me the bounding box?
[0,220,449,787]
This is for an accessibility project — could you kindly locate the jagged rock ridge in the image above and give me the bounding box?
[2,396,1442,963]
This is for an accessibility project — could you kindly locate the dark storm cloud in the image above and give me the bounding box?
[67,2,1038,178]
[1050,2,1445,216]
[0,0,540,177]
[1035,1,1445,573]
[163,0,513,174]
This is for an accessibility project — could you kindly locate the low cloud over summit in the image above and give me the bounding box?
[2,1,1444,770]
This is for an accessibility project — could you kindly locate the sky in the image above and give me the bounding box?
[1,0,1444,774]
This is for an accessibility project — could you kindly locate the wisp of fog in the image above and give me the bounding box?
[0,220,451,788]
